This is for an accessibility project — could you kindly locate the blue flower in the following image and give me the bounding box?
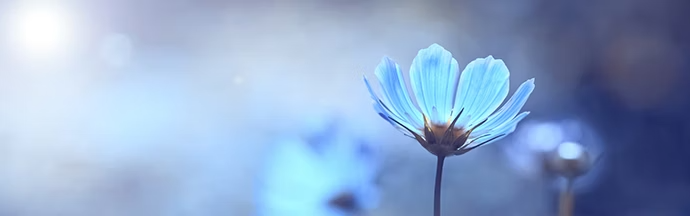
[364,44,535,157]
[255,117,380,216]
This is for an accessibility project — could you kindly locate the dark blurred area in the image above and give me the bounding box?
[529,0,690,214]
[0,0,689,215]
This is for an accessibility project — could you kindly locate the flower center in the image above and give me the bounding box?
[419,120,472,157]
[428,124,466,142]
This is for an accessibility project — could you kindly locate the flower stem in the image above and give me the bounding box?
[558,178,574,216]
[434,155,445,216]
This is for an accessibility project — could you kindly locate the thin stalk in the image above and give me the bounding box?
[434,155,445,216]
[558,178,574,216]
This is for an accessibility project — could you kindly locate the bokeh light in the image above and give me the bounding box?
[5,3,77,60]
[557,142,584,160]
[520,121,565,152]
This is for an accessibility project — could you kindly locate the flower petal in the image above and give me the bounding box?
[375,57,424,129]
[453,56,510,128]
[473,78,535,134]
[409,44,461,124]
[364,76,422,136]
[466,111,530,148]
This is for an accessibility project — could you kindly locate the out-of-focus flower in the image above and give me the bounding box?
[255,117,380,216]
[547,141,593,179]
[364,43,535,157]
[503,119,605,193]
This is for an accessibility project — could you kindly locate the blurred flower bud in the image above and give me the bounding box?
[544,142,592,179]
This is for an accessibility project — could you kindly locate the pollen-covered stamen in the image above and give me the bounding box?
[439,108,464,144]
[455,118,489,149]
[450,117,489,150]
[422,115,437,144]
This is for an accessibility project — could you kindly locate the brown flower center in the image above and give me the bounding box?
[422,122,471,157]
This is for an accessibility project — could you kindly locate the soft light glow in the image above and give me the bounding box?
[233,75,244,85]
[522,122,564,151]
[100,33,133,67]
[557,142,584,160]
[7,4,75,59]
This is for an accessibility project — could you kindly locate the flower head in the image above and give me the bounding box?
[364,44,535,157]
[255,116,380,216]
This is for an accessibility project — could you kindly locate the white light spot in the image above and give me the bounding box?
[100,33,133,67]
[6,4,75,59]
[557,142,584,160]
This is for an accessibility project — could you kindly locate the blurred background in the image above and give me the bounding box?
[0,0,689,215]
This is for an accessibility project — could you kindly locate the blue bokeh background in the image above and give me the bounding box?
[0,0,688,215]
